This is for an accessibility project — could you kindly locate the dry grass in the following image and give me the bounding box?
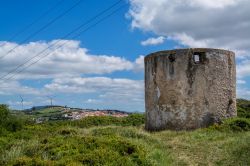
[153,129,250,166]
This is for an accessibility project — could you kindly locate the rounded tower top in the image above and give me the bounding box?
[145,48,235,60]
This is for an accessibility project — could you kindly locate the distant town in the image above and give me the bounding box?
[21,105,131,123]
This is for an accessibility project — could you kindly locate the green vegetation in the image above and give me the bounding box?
[33,107,62,116]
[0,105,24,134]
[23,106,67,122]
[0,101,250,165]
[237,99,250,118]
[64,113,145,128]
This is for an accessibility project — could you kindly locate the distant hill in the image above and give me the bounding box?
[20,105,132,123]
[24,105,68,111]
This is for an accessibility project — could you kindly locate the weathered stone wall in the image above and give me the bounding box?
[145,48,236,131]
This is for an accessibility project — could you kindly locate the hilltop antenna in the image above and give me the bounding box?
[19,95,24,110]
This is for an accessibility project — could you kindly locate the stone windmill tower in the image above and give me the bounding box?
[144,48,236,131]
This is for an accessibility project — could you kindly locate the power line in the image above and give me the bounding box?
[0,0,123,81]
[0,0,125,83]
[3,5,126,82]
[0,0,83,60]
[0,0,65,46]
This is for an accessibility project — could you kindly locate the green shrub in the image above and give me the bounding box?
[237,99,250,118]
[123,114,145,126]
[5,115,23,132]
[10,134,152,165]
[209,118,250,132]
[0,105,9,126]
[0,127,8,136]
[225,118,250,131]
[63,113,145,128]
[11,156,54,166]
[0,105,24,132]
[58,128,77,136]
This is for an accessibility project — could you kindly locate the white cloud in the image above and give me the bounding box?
[188,0,237,9]
[84,99,100,104]
[237,79,246,84]
[133,55,144,72]
[0,80,40,95]
[0,75,145,111]
[237,60,250,78]
[128,0,250,56]
[44,76,145,111]
[0,40,143,80]
[7,100,33,108]
[44,76,144,94]
[169,33,211,48]
[0,39,146,111]
[237,87,250,100]
[141,36,165,46]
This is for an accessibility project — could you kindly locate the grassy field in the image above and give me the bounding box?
[0,101,250,166]
[0,115,250,165]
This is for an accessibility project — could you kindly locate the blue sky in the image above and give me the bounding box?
[0,0,250,111]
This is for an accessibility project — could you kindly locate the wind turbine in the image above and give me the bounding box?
[47,96,54,106]
[19,95,24,110]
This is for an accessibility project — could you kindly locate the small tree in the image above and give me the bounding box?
[0,104,23,132]
[0,104,9,126]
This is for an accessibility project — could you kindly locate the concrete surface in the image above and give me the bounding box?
[144,48,236,131]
